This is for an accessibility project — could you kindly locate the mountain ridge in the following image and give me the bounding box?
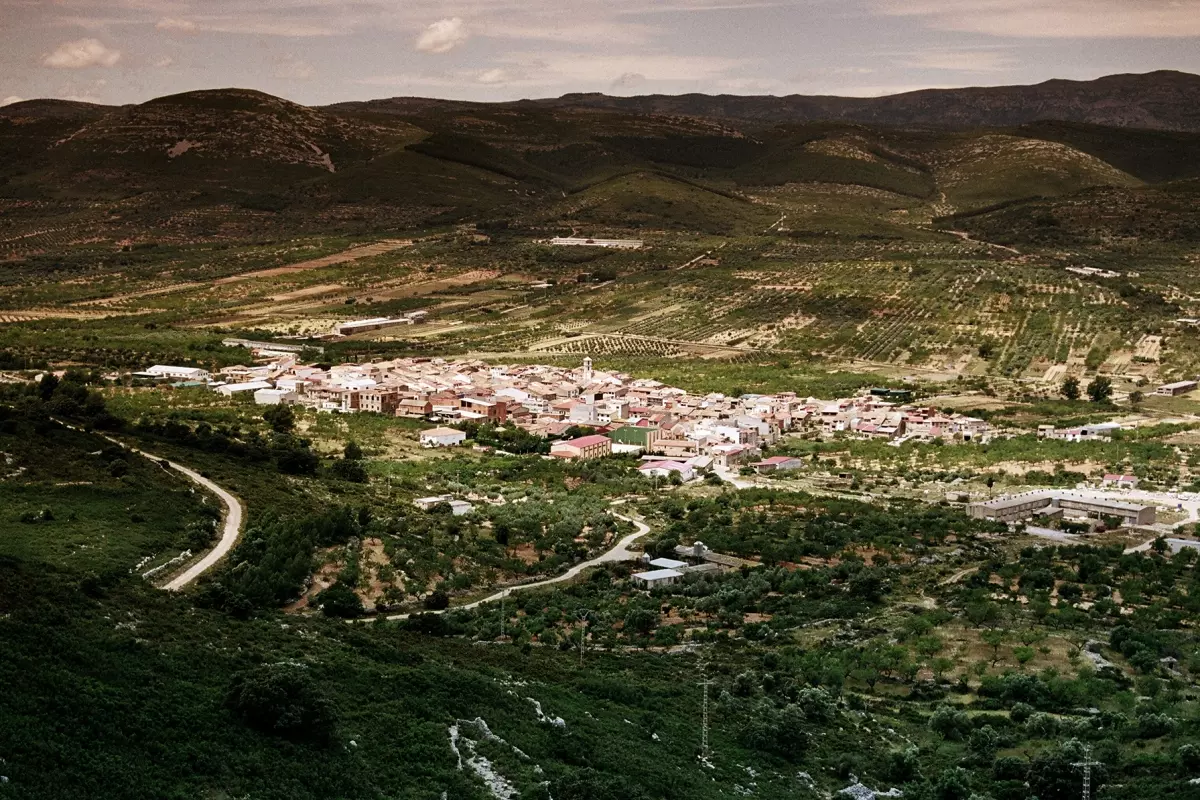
[334,70,1200,132]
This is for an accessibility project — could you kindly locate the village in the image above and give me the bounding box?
[130,352,1005,472]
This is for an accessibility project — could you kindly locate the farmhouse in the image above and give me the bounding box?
[413,495,474,515]
[549,434,611,460]
[1102,474,1139,490]
[751,455,804,474]
[631,568,683,587]
[1155,380,1198,397]
[637,460,695,481]
[144,365,211,381]
[420,427,467,448]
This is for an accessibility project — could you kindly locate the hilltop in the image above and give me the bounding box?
[524,70,1200,132]
[4,80,1200,243]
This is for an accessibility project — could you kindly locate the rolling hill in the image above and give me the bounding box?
[516,70,1200,132]
[2,78,1200,240]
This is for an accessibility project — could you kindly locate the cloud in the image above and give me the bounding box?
[154,56,175,68]
[478,68,512,85]
[898,49,1015,73]
[358,51,746,99]
[274,55,316,80]
[43,39,122,69]
[875,0,1200,38]
[1,96,26,107]
[611,72,646,91]
[155,18,197,33]
[416,17,468,53]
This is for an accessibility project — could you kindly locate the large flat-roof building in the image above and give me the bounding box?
[632,568,683,587]
[549,236,643,250]
[1156,380,1198,397]
[968,491,1156,526]
[549,434,611,460]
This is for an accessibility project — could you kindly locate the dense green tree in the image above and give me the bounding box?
[1087,376,1113,403]
[263,403,295,433]
[1061,376,1080,401]
[316,581,364,617]
[224,666,336,744]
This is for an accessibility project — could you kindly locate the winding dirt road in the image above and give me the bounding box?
[371,507,652,622]
[157,456,243,591]
[63,423,244,590]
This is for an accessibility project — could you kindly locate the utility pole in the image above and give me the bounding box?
[1073,744,1101,800]
[499,590,507,640]
[576,609,592,667]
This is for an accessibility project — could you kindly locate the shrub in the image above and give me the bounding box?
[315,581,364,618]
[1010,702,1034,723]
[224,666,336,744]
[930,704,971,741]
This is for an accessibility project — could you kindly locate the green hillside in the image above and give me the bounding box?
[535,171,778,235]
[944,179,1200,247]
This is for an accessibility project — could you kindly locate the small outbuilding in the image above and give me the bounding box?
[420,427,467,448]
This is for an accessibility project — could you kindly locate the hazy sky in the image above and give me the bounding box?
[2,0,1199,107]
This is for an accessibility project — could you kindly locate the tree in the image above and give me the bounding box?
[1086,376,1113,404]
[1129,389,1144,407]
[343,440,363,461]
[225,665,336,743]
[1013,646,1036,668]
[931,766,973,800]
[981,629,1008,666]
[315,581,364,617]
[424,588,450,610]
[1179,743,1200,774]
[931,657,955,681]
[930,704,971,741]
[263,404,295,433]
[624,607,658,637]
[1061,376,1080,401]
[966,601,1001,628]
[330,458,368,483]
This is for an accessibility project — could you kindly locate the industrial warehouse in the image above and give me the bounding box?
[967,491,1157,527]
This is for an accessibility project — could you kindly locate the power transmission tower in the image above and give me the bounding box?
[698,663,714,761]
[1073,744,1101,800]
[576,609,592,666]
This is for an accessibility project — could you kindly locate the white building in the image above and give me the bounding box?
[637,460,696,481]
[419,427,467,448]
[217,380,273,396]
[631,568,683,587]
[413,495,474,515]
[549,236,643,250]
[145,365,211,381]
[253,388,296,405]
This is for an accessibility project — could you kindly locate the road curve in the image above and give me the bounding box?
[64,423,244,590]
[369,508,652,622]
[157,455,243,591]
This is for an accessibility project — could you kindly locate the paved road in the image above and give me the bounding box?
[372,508,652,622]
[61,423,244,590]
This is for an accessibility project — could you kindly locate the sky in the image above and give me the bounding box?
[2,0,1199,107]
